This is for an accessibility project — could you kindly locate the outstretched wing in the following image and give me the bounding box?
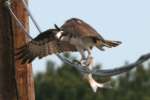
[16,29,77,64]
[61,18,105,42]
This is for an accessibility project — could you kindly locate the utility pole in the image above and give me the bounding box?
[0,0,17,99]
[0,0,35,100]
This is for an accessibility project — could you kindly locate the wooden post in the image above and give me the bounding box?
[0,0,17,99]
[12,0,35,100]
[0,0,35,100]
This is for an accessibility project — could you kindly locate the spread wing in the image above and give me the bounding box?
[61,18,105,42]
[16,18,106,64]
[16,29,77,64]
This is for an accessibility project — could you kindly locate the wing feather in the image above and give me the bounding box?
[16,29,77,64]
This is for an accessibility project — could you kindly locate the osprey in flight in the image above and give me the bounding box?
[16,18,121,92]
[16,18,121,64]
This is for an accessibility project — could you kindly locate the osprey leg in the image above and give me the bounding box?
[79,49,87,65]
[86,49,94,66]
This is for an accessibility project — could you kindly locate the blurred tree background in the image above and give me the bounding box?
[34,54,150,100]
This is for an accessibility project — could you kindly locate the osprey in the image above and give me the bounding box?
[16,18,121,64]
[16,18,121,92]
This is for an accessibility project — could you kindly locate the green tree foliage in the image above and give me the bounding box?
[34,56,150,100]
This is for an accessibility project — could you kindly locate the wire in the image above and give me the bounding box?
[5,0,33,39]
[21,0,42,33]
[59,52,150,77]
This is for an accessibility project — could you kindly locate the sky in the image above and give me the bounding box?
[29,0,150,74]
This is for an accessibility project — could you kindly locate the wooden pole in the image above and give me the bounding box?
[12,0,35,100]
[0,0,35,100]
[0,0,17,99]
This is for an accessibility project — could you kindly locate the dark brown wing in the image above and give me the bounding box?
[16,29,77,64]
[61,18,105,42]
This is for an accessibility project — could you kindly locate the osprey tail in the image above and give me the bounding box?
[104,40,122,48]
[96,40,121,51]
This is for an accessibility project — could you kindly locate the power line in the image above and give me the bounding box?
[5,0,32,40]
